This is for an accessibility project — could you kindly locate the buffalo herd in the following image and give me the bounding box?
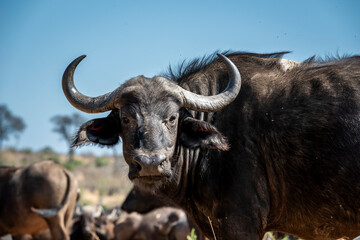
[0,162,197,240]
[1,51,360,239]
[0,162,294,239]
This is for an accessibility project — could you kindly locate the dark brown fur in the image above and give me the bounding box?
[73,52,360,239]
[0,161,78,240]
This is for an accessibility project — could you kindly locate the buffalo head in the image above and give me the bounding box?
[63,54,241,190]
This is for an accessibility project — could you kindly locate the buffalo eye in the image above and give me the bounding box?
[163,115,177,128]
[169,115,176,123]
[121,116,130,124]
[167,115,177,127]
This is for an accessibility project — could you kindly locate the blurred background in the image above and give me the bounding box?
[0,0,359,208]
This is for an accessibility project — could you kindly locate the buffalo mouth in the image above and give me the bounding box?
[129,172,171,184]
[135,175,164,183]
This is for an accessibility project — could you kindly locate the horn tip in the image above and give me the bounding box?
[70,55,87,67]
[217,53,229,62]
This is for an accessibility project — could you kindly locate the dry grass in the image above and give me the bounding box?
[0,148,132,209]
[0,149,301,239]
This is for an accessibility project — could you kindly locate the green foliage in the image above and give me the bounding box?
[187,228,197,240]
[0,154,10,166]
[63,158,82,171]
[6,146,17,153]
[50,113,85,144]
[39,146,56,155]
[48,155,61,163]
[95,157,110,167]
[100,204,109,211]
[263,232,294,240]
[267,233,275,240]
[50,113,86,161]
[63,162,75,171]
[97,177,107,197]
[20,148,33,154]
[79,198,92,206]
[0,105,26,150]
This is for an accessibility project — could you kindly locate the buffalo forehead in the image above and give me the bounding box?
[119,93,180,119]
[119,76,181,105]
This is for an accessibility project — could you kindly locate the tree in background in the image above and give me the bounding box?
[0,104,26,150]
[50,113,85,161]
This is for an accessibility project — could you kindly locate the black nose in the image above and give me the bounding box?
[132,154,166,175]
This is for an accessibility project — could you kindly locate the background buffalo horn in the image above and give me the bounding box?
[93,204,104,218]
[178,53,241,112]
[62,55,118,113]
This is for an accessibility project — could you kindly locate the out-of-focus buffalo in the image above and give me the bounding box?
[114,207,190,240]
[122,187,207,240]
[71,205,119,240]
[0,161,78,240]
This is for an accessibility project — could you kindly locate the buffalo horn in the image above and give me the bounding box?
[63,54,241,114]
[62,55,118,113]
[93,204,103,218]
[177,53,241,112]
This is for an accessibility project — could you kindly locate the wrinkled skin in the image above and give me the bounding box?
[67,52,360,239]
[118,81,181,191]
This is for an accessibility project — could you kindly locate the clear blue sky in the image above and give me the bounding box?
[0,0,359,156]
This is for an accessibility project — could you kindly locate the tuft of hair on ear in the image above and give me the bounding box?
[71,134,119,149]
[71,134,82,148]
[205,134,230,151]
[71,116,120,148]
[71,120,94,147]
[180,117,230,151]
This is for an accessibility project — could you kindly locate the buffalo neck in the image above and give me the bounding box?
[163,111,215,203]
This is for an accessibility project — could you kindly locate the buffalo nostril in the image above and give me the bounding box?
[152,154,166,164]
[132,154,169,177]
[133,161,142,171]
[152,154,167,169]
[133,156,147,172]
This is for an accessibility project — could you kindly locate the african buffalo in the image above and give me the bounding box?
[70,205,119,240]
[0,160,78,240]
[114,207,190,240]
[122,187,207,240]
[70,205,103,240]
[63,51,360,239]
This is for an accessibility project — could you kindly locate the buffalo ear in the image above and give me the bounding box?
[72,112,120,147]
[179,117,229,151]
